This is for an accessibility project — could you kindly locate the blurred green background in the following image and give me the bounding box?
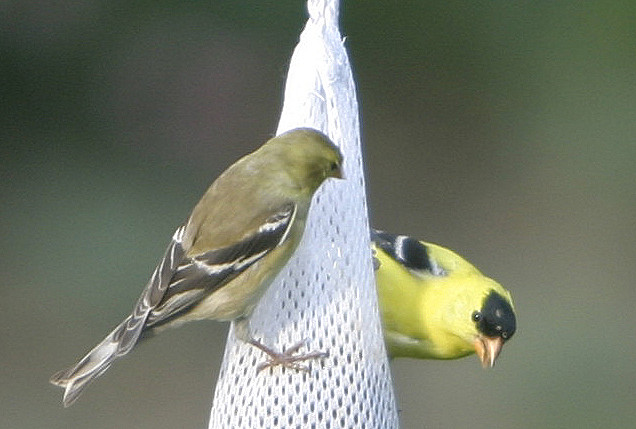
[3,1,636,428]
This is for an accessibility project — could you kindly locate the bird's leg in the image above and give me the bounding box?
[233,317,328,373]
[248,338,329,373]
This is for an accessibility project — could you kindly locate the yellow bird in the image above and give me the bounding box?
[50,128,343,407]
[372,230,516,367]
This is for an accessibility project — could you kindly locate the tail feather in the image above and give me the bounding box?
[49,317,133,407]
[50,226,188,407]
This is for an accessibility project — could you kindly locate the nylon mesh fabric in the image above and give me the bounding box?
[208,1,399,427]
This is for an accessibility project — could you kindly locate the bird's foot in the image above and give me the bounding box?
[248,339,328,373]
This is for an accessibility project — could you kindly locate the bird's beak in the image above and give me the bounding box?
[473,336,504,368]
[327,167,344,180]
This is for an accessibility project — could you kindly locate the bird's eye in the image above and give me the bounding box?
[471,311,482,322]
[502,332,509,340]
[330,161,339,172]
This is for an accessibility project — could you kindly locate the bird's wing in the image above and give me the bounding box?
[145,202,297,328]
[371,229,445,276]
[107,225,190,356]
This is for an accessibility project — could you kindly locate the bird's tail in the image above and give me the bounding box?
[49,315,138,407]
[50,226,188,407]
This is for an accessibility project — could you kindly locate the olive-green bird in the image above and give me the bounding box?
[372,230,516,367]
[50,128,343,407]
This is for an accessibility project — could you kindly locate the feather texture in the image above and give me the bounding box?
[50,128,343,407]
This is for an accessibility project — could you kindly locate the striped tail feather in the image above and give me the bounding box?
[49,317,133,406]
[50,226,187,407]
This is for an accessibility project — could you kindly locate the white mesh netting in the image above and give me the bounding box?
[208,1,399,427]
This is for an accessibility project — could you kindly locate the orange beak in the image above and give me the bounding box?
[473,336,504,368]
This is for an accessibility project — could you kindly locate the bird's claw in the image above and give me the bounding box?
[249,339,328,373]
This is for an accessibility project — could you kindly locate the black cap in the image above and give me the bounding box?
[474,290,516,341]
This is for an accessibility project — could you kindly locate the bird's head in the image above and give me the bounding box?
[263,128,344,194]
[425,243,516,368]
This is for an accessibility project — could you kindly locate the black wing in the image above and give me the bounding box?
[371,229,442,274]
